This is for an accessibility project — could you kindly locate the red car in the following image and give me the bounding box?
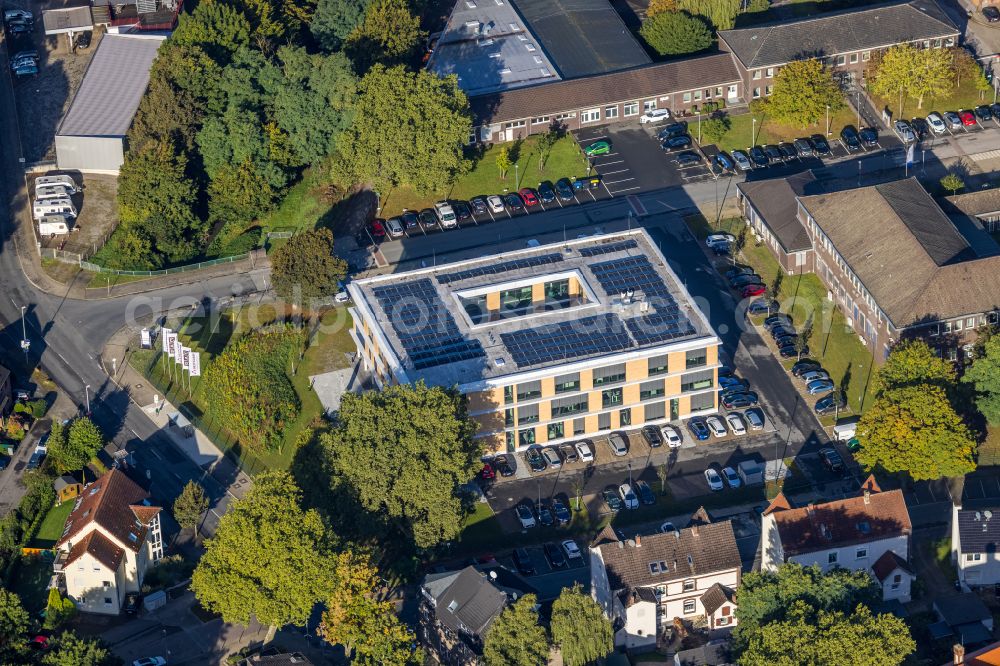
[479,463,495,480]
[960,110,977,126]
[518,188,539,207]
[742,284,766,298]
[369,219,386,240]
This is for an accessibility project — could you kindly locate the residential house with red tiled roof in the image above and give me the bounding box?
[52,468,163,615]
[760,475,913,601]
[589,514,742,652]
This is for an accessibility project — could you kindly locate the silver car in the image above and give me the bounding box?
[542,446,562,469]
[705,415,728,438]
[608,432,628,456]
[893,120,916,143]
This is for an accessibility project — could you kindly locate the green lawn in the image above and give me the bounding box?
[688,214,878,415]
[130,306,355,474]
[708,104,860,154]
[29,501,74,549]
[12,555,52,614]
[85,272,154,290]
[869,75,990,121]
[257,168,339,234]
[381,135,588,217]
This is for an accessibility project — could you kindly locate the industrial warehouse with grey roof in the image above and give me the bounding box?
[55,33,165,173]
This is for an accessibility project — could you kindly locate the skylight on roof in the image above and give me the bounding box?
[447,600,459,612]
[525,44,536,52]
[465,0,477,7]
[649,562,659,574]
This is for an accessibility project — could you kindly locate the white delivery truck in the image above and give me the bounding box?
[34,174,79,194]
[35,184,74,200]
[32,197,76,220]
[38,214,70,235]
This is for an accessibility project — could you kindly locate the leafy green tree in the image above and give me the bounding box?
[701,115,731,143]
[734,564,881,651]
[43,588,76,630]
[740,602,913,665]
[483,595,549,666]
[550,584,613,666]
[964,334,1000,424]
[233,0,291,42]
[856,385,976,480]
[536,130,559,171]
[49,417,103,474]
[321,383,480,548]
[320,553,421,665]
[173,480,209,532]
[639,11,712,56]
[875,340,956,394]
[41,631,115,666]
[871,43,954,114]
[171,1,252,64]
[271,228,348,301]
[496,145,512,180]
[765,59,844,128]
[941,172,965,195]
[0,589,29,662]
[646,0,676,16]
[201,327,303,451]
[347,0,424,71]
[677,0,741,30]
[191,472,335,634]
[331,65,471,194]
[311,0,370,51]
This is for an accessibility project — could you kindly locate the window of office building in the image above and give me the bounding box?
[504,385,514,404]
[836,55,846,65]
[582,108,601,123]
[519,428,536,445]
[619,408,631,426]
[683,92,692,102]
[500,286,533,313]
[531,116,550,124]
[552,395,589,416]
[593,363,626,386]
[690,392,714,412]
[694,90,702,101]
[624,102,639,116]
[640,379,665,400]
[645,401,665,421]
[517,380,542,401]
[463,294,488,324]
[686,349,707,369]
[602,388,623,408]
[544,279,570,304]
[548,422,564,440]
[644,100,657,111]
[598,412,611,430]
[648,355,668,375]
[554,372,580,393]
[605,106,619,119]
[506,431,514,449]
[682,370,714,392]
[518,403,539,424]
[573,417,586,435]
[849,53,858,63]
[505,409,514,427]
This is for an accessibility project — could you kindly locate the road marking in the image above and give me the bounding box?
[611,185,641,194]
[604,178,635,185]
[597,159,625,166]
[600,168,629,175]
[626,195,647,216]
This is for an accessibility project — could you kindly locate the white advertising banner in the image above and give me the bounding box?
[166,332,177,358]
[174,337,184,364]
[140,328,152,349]
[182,347,191,371]
[189,351,201,377]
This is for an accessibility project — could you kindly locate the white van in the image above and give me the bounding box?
[38,215,70,235]
[34,175,79,194]
[35,184,74,200]
[32,198,76,220]
[434,201,458,229]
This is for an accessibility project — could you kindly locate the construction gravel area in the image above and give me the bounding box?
[12,22,102,163]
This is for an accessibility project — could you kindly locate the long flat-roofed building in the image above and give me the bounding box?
[348,230,720,453]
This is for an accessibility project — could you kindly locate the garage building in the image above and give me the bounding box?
[54,33,164,174]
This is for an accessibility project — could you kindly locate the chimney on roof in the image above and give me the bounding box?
[864,489,871,505]
[953,643,966,665]
[692,524,700,537]
[635,534,641,547]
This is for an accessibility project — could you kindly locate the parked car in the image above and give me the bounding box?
[722,466,741,488]
[675,151,702,166]
[562,539,582,559]
[927,112,947,134]
[810,135,832,155]
[618,483,639,509]
[748,298,778,315]
[910,117,929,138]
[525,447,547,472]
[976,105,993,122]
[770,325,797,339]
[732,150,752,171]
[558,443,578,464]
[893,120,916,143]
[819,447,846,473]
[991,103,1000,120]
[792,137,815,157]
[719,376,749,391]
[584,140,611,156]
[480,463,495,481]
[778,143,797,159]
[688,417,710,441]
[132,659,166,666]
[538,503,554,527]
[368,219,386,240]
[859,127,878,147]
[840,126,861,151]
[512,547,536,575]
[552,499,571,524]
[642,425,663,448]
[807,379,836,395]
[704,468,724,491]
[779,344,807,358]
[764,313,793,330]
[434,201,458,228]
[815,393,845,415]
[662,134,692,150]
[791,359,822,376]
[418,208,439,228]
[742,284,766,298]
[607,432,629,456]
[487,195,505,214]
[555,178,575,201]
[715,152,734,171]
[745,407,765,430]
[705,415,728,438]
[634,480,656,505]
[537,181,556,203]
[544,542,567,567]
[504,192,524,211]
[722,392,758,409]
[707,233,736,248]
[730,274,763,289]
[494,454,516,476]
[400,210,420,229]
[602,486,623,512]
[763,144,783,161]
[518,188,539,207]
[960,110,977,127]
[661,424,682,448]
[575,440,594,462]
[4,9,32,24]
[985,5,1000,20]
[726,412,747,436]
[6,19,30,35]
[542,446,562,469]
[470,197,488,216]
[775,334,799,349]
[385,217,404,238]
[452,200,472,222]
[640,108,671,124]
[800,370,830,384]
[726,265,754,280]
[944,111,963,129]
[515,503,536,528]
[748,146,769,167]
[658,122,688,139]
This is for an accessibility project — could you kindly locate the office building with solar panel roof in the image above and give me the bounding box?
[347,230,720,453]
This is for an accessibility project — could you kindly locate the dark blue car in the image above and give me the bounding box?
[688,417,710,441]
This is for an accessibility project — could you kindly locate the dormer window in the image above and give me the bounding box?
[649,562,659,574]
[683,579,695,592]
[128,532,138,543]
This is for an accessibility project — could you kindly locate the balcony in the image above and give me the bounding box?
[51,551,67,572]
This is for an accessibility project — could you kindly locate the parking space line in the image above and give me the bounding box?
[601,168,629,175]
[612,185,641,194]
[598,159,625,166]
[602,181,614,198]
[604,177,635,185]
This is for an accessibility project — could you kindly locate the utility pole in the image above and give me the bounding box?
[84,385,91,416]
[751,117,756,146]
[856,91,861,129]
[19,305,28,360]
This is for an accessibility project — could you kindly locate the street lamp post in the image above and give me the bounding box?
[856,91,861,129]
[858,159,862,187]
[19,306,28,359]
[826,104,831,136]
[84,385,91,415]
[515,163,519,189]
[751,117,756,146]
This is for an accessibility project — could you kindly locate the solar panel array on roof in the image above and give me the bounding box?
[436,253,565,284]
[578,239,638,257]
[500,313,633,367]
[626,312,696,345]
[372,279,485,369]
[589,256,670,300]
